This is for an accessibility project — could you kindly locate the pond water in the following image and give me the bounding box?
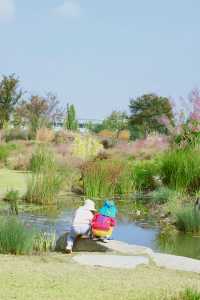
[1,194,200,260]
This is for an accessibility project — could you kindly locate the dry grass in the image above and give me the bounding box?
[0,254,199,300]
[36,128,55,143]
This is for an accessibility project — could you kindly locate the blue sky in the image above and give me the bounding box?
[0,0,199,119]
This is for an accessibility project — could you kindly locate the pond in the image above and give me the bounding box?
[1,194,200,260]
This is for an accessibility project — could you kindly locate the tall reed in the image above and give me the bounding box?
[26,146,64,204]
[82,160,134,198]
[160,147,200,192]
[176,206,200,234]
[0,217,35,255]
[26,172,63,204]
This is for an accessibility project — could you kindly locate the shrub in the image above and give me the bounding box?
[0,217,35,255]
[0,143,17,162]
[148,187,176,204]
[0,129,5,142]
[5,128,28,142]
[101,138,116,149]
[54,130,75,144]
[7,153,31,171]
[98,130,116,139]
[160,147,200,192]
[132,160,159,191]
[118,130,130,141]
[82,160,134,198]
[72,135,103,160]
[176,206,200,233]
[36,128,55,143]
[115,133,169,159]
[0,144,10,161]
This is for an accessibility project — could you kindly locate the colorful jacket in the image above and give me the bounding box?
[92,213,116,232]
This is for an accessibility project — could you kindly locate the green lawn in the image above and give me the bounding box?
[0,169,27,198]
[0,253,200,300]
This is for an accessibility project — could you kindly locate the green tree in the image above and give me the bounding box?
[0,74,22,129]
[16,95,48,137]
[129,94,174,138]
[64,104,78,131]
[101,111,128,132]
[15,93,62,137]
[89,111,128,133]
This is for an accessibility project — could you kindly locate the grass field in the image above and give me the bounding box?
[0,253,200,300]
[0,169,27,198]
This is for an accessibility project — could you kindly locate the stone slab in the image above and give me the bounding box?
[73,254,149,269]
[101,240,153,256]
[55,233,111,253]
[152,253,200,273]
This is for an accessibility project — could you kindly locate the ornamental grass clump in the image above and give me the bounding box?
[160,147,200,193]
[176,206,200,234]
[0,217,35,255]
[72,134,103,160]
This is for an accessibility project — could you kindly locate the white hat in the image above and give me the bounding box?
[83,199,96,211]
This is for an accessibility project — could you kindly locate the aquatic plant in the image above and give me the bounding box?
[176,206,200,234]
[33,231,56,252]
[160,147,200,192]
[0,217,35,255]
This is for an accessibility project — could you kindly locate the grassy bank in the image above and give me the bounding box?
[0,169,27,199]
[0,254,199,300]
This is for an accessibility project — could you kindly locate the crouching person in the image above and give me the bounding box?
[92,200,117,242]
[66,199,96,254]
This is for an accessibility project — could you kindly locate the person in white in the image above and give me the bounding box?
[66,199,96,253]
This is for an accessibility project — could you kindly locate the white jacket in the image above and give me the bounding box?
[72,200,95,227]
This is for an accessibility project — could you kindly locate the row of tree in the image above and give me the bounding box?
[0,73,180,139]
[0,74,78,137]
[91,95,174,139]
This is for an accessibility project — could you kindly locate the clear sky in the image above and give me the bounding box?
[0,0,199,119]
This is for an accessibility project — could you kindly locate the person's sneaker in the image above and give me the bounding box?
[98,238,108,243]
[65,247,72,254]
